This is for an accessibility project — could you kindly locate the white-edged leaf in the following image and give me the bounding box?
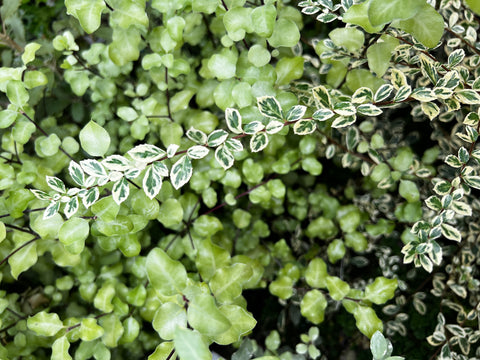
[215,146,234,170]
[333,102,356,116]
[411,87,436,102]
[441,223,461,242]
[44,201,60,219]
[257,96,283,120]
[81,187,99,209]
[64,196,79,219]
[102,155,130,171]
[112,177,129,205]
[170,155,193,190]
[394,85,412,102]
[313,108,334,121]
[207,130,229,147]
[68,161,85,187]
[266,120,284,134]
[312,85,332,108]
[451,201,472,216]
[31,189,52,201]
[225,138,243,152]
[332,115,356,128]
[464,175,480,189]
[285,105,307,122]
[164,144,178,158]
[80,159,108,177]
[186,127,208,144]
[125,168,142,179]
[448,49,465,68]
[143,165,163,200]
[128,144,166,162]
[243,121,265,134]
[421,102,440,120]
[293,119,317,135]
[352,87,374,104]
[46,176,66,193]
[425,195,443,211]
[225,108,243,134]
[250,132,269,152]
[187,145,210,160]
[374,84,393,102]
[153,162,169,177]
[357,104,383,116]
[455,89,480,104]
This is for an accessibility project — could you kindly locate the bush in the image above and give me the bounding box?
[1,0,480,359]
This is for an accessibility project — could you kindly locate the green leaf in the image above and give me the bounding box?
[79,318,104,341]
[153,302,187,340]
[6,80,29,107]
[329,27,365,53]
[210,263,253,303]
[368,0,425,26]
[300,290,328,324]
[326,276,350,301]
[174,327,211,360]
[399,180,420,203]
[110,0,148,29]
[395,4,444,48]
[146,248,187,296]
[187,293,231,336]
[365,277,398,305]
[100,313,124,347]
[65,0,106,33]
[27,311,63,337]
[79,121,111,157]
[225,108,243,134]
[267,18,300,48]
[215,304,257,345]
[367,39,398,77]
[250,132,269,153]
[59,217,89,253]
[0,0,20,20]
[465,0,480,14]
[148,342,176,360]
[251,4,276,37]
[305,258,328,288]
[170,155,193,190]
[0,109,18,128]
[109,27,142,66]
[353,305,383,338]
[52,336,72,360]
[257,96,283,120]
[370,331,388,359]
[343,1,384,33]
[22,42,41,65]
[9,240,37,279]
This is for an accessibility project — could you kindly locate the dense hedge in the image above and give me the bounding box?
[1,0,480,359]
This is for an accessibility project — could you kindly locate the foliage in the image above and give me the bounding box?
[1,0,480,359]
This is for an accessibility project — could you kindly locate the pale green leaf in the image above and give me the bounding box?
[27,311,63,337]
[364,277,398,305]
[79,121,111,157]
[146,248,187,296]
[174,328,211,360]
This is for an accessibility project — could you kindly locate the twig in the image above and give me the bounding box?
[0,237,38,267]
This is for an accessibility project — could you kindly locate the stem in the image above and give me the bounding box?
[66,312,111,332]
[72,52,104,78]
[4,223,40,237]
[0,23,24,53]
[0,237,38,267]
[19,111,75,161]
[165,68,173,122]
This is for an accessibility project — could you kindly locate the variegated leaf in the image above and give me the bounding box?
[312,85,332,108]
[170,155,193,190]
[454,89,480,104]
[331,115,356,128]
[357,104,382,117]
[186,127,207,144]
[257,96,283,120]
[112,177,129,205]
[102,155,130,171]
[64,196,79,219]
[351,87,373,104]
[250,132,269,152]
[215,145,234,170]
[243,121,265,135]
[128,144,165,162]
[143,164,163,200]
[80,159,108,177]
[187,145,210,160]
[166,144,180,158]
[293,119,316,135]
[374,84,393,102]
[81,187,99,209]
[225,108,243,134]
[225,138,243,152]
[207,129,229,147]
[312,108,334,121]
[285,105,307,122]
[46,176,66,194]
[266,120,284,134]
[68,161,85,187]
[44,201,60,220]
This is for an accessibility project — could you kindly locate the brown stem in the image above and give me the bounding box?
[0,237,38,267]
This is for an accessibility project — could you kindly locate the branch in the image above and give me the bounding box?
[0,237,38,267]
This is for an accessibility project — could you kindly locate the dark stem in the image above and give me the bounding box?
[165,68,173,122]
[19,111,75,161]
[0,237,38,267]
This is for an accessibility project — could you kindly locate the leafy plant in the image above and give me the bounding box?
[1,0,480,359]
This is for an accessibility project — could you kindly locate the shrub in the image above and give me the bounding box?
[1,0,480,359]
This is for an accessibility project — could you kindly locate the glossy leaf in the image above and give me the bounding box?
[365,277,398,305]
[187,293,231,336]
[146,248,187,296]
[27,311,64,337]
[170,155,193,189]
[174,327,211,360]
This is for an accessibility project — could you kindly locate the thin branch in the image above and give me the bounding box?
[66,312,111,332]
[165,68,173,122]
[0,237,38,267]
[72,52,104,78]
[4,223,40,237]
[19,111,75,161]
